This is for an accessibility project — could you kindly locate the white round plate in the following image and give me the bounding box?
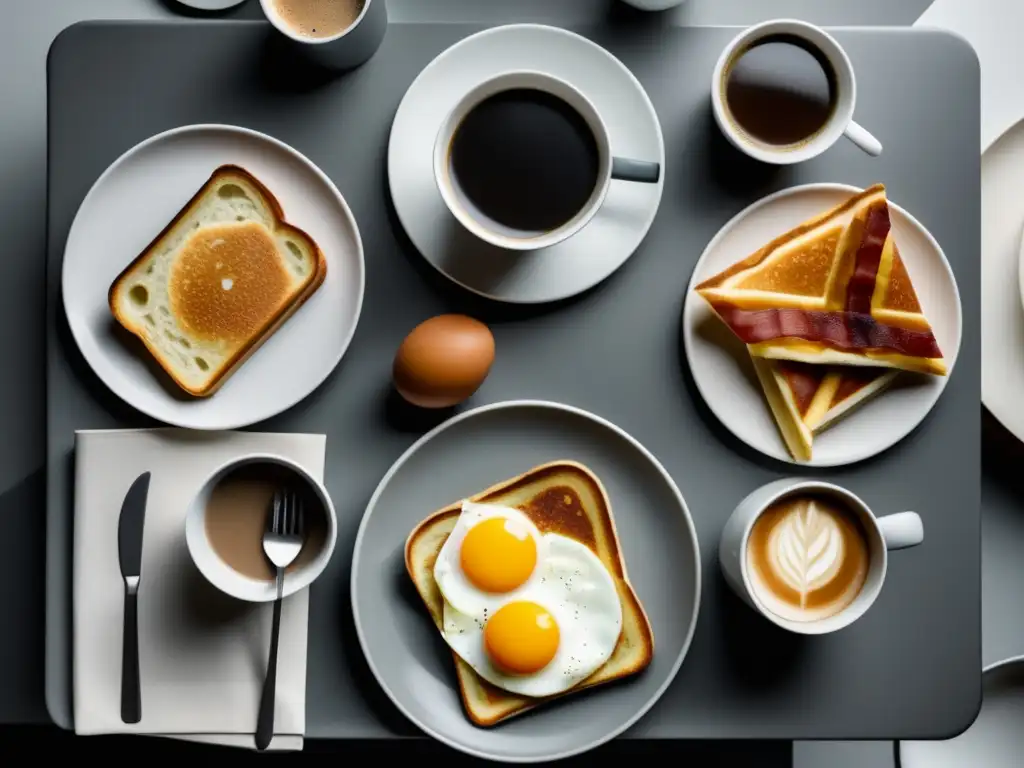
[351,400,699,762]
[62,124,364,430]
[899,656,1023,767]
[986,118,1024,439]
[682,184,962,467]
[387,24,665,304]
[173,0,248,10]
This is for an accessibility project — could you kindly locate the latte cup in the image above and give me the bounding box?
[719,478,923,635]
[259,0,387,71]
[433,71,661,252]
[711,19,883,164]
[185,453,338,603]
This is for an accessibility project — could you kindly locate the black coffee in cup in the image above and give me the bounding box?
[723,34,838,147]
[447,88,601,237]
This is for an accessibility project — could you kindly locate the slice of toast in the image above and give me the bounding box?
[109,165,327,397]
[695,184,945,376]
[752,358,899,461]
[404,461,654,727]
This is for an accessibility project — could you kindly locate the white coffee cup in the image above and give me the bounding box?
[185,453,337,603]
[719,478,923,635]
[433,70,661,252]
[259,0,387,70]
[711,19,883,165]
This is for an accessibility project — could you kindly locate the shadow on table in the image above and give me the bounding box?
[712,566,808,690]
[0,468,48,722]
[0,723,793,764]
[983,407,1024,494]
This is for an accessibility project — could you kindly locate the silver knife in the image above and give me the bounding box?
[117,471,151,724]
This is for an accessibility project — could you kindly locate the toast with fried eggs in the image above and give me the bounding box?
[405,460,654,727]
[109,165,326,397]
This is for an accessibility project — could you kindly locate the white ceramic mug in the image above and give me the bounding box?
[185,453,337,603]
[719,478,923,635]
[259,0,387,70]
[433,70,661,252]
[711,19,883,165]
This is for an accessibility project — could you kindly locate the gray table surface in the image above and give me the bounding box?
[46,16,980,745]
[4,1,984,767]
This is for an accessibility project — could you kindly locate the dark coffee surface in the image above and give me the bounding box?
[725,34,837,147]
[448,88,600,237]
[204,464,327,581]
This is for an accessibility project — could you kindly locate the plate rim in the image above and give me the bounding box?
[682,181,963,467]
[386,23,666,305]
[173,0,249,9]
[60,122,366,430]
[986,116,1024,440]
[349,398,702,762]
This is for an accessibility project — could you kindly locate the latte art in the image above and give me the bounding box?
[747,494,869,622]
[771,501,845,605]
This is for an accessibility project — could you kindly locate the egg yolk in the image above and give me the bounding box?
[460,517,537,593]
[484,601,560,675]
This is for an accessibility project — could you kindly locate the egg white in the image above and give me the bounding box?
[433,501,548,617]
[441,533,623,698]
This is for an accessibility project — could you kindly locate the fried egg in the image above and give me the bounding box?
[433,501,623,697]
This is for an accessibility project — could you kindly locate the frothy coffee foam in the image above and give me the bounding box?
[746,494,869,623]
[272,0,365,39]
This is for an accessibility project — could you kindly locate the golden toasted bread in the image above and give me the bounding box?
[696,184,945,376]
[752,359,899,461]
[109,165,326,397]
[404,461,654,727]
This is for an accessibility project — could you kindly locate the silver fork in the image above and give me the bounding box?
[255,486,304,751]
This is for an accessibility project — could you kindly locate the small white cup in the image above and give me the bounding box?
[719,478,923,635]
[433,70,661,252]
[185,453,337,603]
[259,0,387,70]
[711,19,883,165]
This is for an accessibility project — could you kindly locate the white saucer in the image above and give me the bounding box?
[899,656,1021,767]
[387,24,665,304]
[984,118,1024,440]
[682,184,962,467]
[173,0,248,10]
[62,124,364,430]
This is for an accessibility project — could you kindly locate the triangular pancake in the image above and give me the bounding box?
[696,185,945,376]
[751,358,899,461]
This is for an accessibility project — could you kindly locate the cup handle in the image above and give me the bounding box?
[844,120,883,157]
[877,511,924,551]
[611,157,661,184]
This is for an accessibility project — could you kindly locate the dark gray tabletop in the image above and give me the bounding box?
[45,20,979,742]
[0,1,975,768]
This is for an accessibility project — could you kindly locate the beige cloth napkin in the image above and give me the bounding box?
[73,428,326,751]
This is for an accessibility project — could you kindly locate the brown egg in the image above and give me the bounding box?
[393,314,495,408]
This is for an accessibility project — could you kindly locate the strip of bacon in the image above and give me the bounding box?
[845,203,890,314]
[711,304,942,359]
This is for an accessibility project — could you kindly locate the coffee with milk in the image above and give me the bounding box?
[746,493,870,623]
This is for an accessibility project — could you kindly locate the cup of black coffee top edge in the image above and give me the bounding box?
[433,70,662,252]
[711,19,882,165]
[184,453,337,603]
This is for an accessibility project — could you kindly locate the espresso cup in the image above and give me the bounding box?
[185,454,338,603]
[719,478,923,635]
[259,0,387,71]
[433,71,661,252]
[711,19,882,164]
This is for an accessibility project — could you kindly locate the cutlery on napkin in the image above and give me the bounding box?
[72,429,326,751]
